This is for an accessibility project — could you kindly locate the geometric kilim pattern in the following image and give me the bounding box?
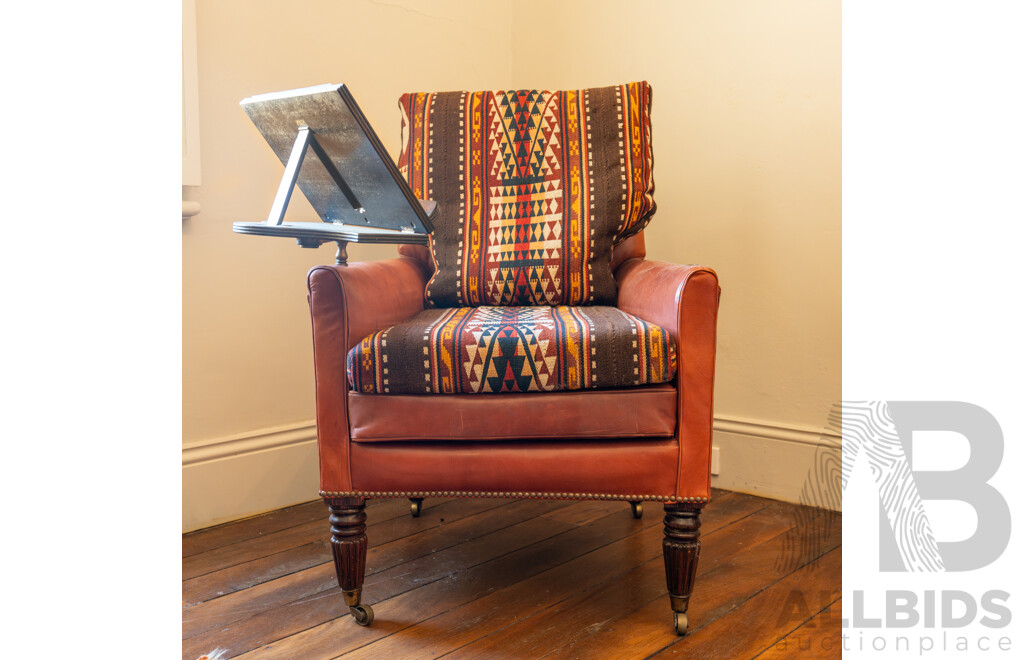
[347,305,676,395]
[398,82,656,307]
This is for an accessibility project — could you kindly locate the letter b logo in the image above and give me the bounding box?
[843,401,1011,572]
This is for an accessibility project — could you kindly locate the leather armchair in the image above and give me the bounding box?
[307,232,721,634]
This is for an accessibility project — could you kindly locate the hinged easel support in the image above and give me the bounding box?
[266,126,364,226]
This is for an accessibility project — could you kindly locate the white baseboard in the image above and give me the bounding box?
[182,422,319,532]
[711,415,842,511]
[182,414,842,531]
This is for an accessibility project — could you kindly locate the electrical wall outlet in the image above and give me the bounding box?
[710,446,721,476]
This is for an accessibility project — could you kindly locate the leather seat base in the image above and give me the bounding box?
[347,439,679,497]
[348,384,677,442]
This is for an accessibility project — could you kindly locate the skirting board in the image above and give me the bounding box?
[182,415,842,531]
[182,422,318,532]
[711,415,842,511]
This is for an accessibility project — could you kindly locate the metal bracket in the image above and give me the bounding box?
[295,236,348,266]
[266,126,363,226]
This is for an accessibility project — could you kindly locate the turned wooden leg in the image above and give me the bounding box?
[409,497,423,517]
[327,497,374,626]
[663,502,702,635]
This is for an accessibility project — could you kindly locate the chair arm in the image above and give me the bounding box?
[615,259,721,499]
[307,257,430,351]
[307,257,429,491]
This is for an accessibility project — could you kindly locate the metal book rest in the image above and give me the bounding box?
[232,83,436,265]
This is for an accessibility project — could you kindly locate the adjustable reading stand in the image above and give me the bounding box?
[232,84,436,265]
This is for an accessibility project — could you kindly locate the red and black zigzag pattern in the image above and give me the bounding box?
[397,82,656,308]
[347,305,675,395]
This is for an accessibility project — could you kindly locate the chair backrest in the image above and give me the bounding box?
[398,82,656,308]
[399,230,646,277]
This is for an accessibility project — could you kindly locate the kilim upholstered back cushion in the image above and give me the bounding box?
[398,81,655,307]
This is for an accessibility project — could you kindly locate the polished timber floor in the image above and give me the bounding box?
[183,489,841,659]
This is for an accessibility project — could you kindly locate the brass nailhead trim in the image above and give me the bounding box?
[318,490,710,503]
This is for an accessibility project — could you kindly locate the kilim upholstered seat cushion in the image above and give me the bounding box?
[398,82,655,308]
[347,306,676,395]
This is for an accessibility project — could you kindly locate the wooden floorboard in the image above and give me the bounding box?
[183,498,575,657]
[538,504,837,660]
[183,498,484,606]
[182,498,390,558]
[182,489,841,660]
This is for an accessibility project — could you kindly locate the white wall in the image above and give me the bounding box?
[506,0,842,506]
[183,0,514,531]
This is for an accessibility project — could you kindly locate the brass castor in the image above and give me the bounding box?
[630,501,643,519]
[350,603,374,626]
[674,611,689,635]
[409,498,423,517]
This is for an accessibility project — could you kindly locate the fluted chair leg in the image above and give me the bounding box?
[327,497,374,626]
[663,502,702,635]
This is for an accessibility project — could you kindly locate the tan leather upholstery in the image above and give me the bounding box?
[349,439,679,496]
[396,243,431,266]
[307,235,721,501]
[610,232,646,272]
[615,259,721,499]
[307,258,428,491]
[348,384,676,441]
